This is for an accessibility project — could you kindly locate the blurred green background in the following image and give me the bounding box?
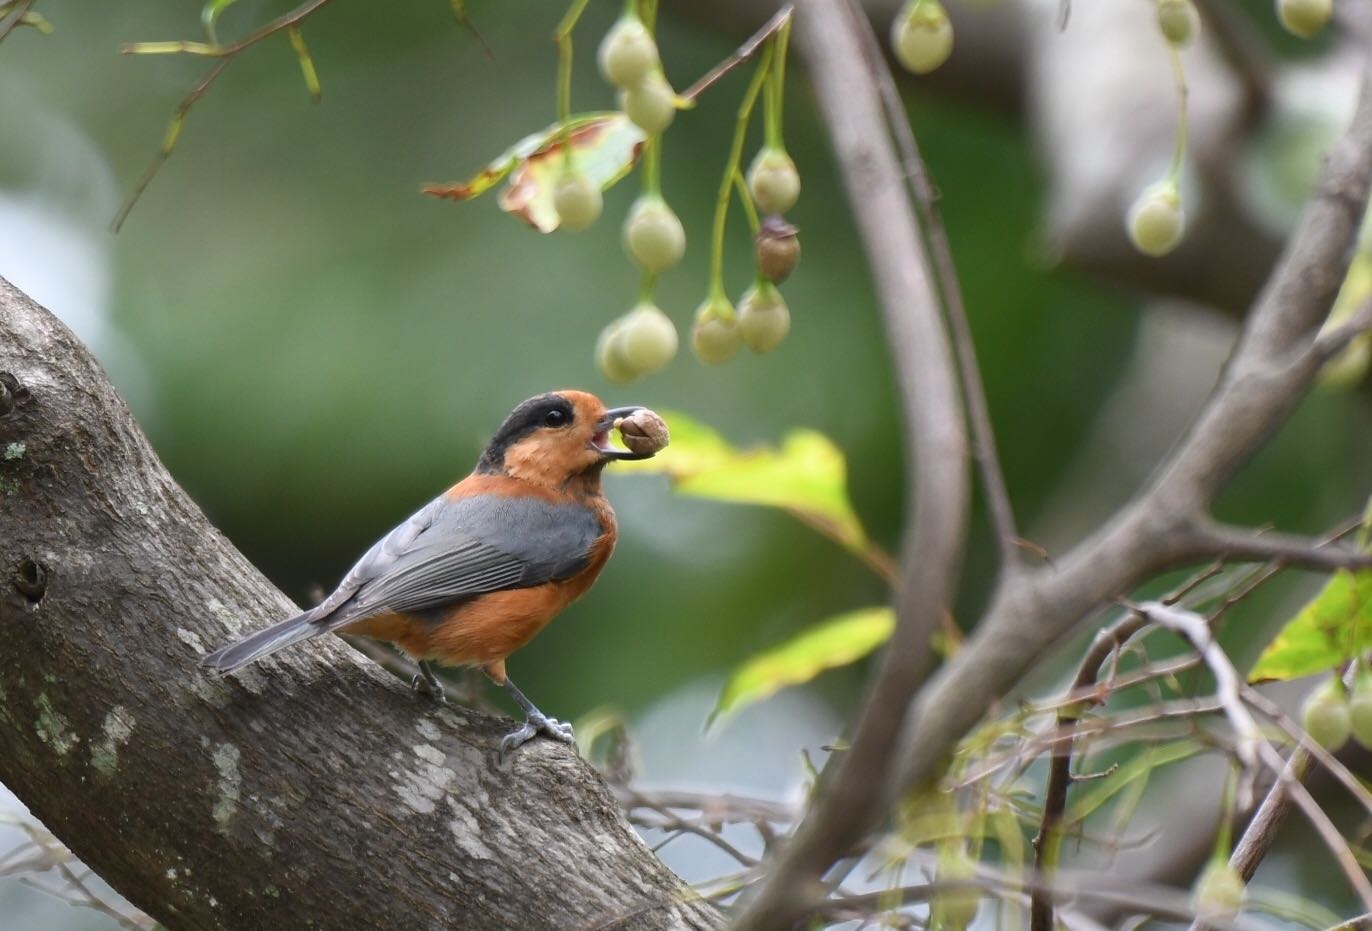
[1,0,1369,926]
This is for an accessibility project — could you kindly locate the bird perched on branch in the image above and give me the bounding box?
[201,390,668,754]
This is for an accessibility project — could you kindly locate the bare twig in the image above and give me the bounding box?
[1030,612,1151,931]
[0,0,35,45]
[1190,523,1372,573]
[680,5,793,102]
[113,0,341,230]
[1132,603,1262,786]
[855,11,1021,571]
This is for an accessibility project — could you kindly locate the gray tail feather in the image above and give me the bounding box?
[200,610,326,673]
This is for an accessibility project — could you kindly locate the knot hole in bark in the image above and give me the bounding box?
[0,372,33,418]
[12,559,48,604]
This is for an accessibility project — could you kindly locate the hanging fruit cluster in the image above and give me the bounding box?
[888,0,1333,262]
[594,0,801,382]
[424,2,799,384]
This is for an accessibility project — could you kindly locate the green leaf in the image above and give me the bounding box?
[710,607,894,726]
[200,0,239,43]
[422,114,645,232]
[1249,570,1372,682]
[618,411,869,554]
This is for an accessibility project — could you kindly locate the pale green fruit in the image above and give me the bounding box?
[1157,0,1200,46]
[1192,861,1245,923]
[619,303,678,374]
[931,846,980,931]
[891,0,954,75]
[1301,676,1351,751]
[1277,0,1331,38]
[623,196,686,272]
[598,16,659,88]
[619,72,676,135]
[746,147,801,215]
[1127,182,1184,257]
[691,297,741,365]
[553,170,603,231]
[1350,670,1372,750]
[595,317,638,384]
[738,283,791,353]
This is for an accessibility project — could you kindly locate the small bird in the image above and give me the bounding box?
[201,390,653,754]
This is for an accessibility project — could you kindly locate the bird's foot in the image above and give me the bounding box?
[499,712,575,757]
[411,661,447,704]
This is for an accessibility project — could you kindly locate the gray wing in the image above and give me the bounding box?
[311,493,603,629]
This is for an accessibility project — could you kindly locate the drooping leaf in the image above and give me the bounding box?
[422,113,645,232]
[1249,570,1372,682]
[618,411,869,554]
[710,607,894,726]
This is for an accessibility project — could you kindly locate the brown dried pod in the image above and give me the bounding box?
[616,408,670,456]
[755,216,800,284]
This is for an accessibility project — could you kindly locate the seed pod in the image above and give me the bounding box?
[1277,0,1331,38]
[1192,861,1245,923]
[746,147,801,215]
[1301,676,1351,751]
[1127,181,1184,257]
[1156,0,1200,47]
[624,196,686,272]
[617,408,670,456]
[691,296,742,365]
[1350,670,1372,750]
[553,170,603,231]
[738,283,791,353]
[596,316,638,385]
[755,216,800,284]
[619,303,678,374]
[619,72,677,135]
[598,16,660,88]
[891,0,954,75]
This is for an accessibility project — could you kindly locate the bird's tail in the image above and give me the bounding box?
[200,609,325,673]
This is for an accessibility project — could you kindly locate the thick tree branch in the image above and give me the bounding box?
[0,277,720,931]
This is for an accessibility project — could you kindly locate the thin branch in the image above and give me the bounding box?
[113,0,341,230]
[1132,603,1262,789]
[0,0,34,45]
[731,0,972,924]
[1190,522,1372,573]
[1030,612,1150,931]
[679,5,793,102]
[855,10,1021,571]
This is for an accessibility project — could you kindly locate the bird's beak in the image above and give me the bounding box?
[591,405,651,460]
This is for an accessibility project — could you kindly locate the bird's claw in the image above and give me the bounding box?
[411,670,447,704]
[499,713,575,757]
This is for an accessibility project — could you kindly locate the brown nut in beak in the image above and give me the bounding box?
[617,409,670,457]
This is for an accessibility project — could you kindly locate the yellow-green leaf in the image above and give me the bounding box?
[710,607,894,726]
[1249,570,1372,682]
[618,411,869,553]
[422,113,645,231]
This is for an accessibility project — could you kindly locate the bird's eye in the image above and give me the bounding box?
[544,408,569,427]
